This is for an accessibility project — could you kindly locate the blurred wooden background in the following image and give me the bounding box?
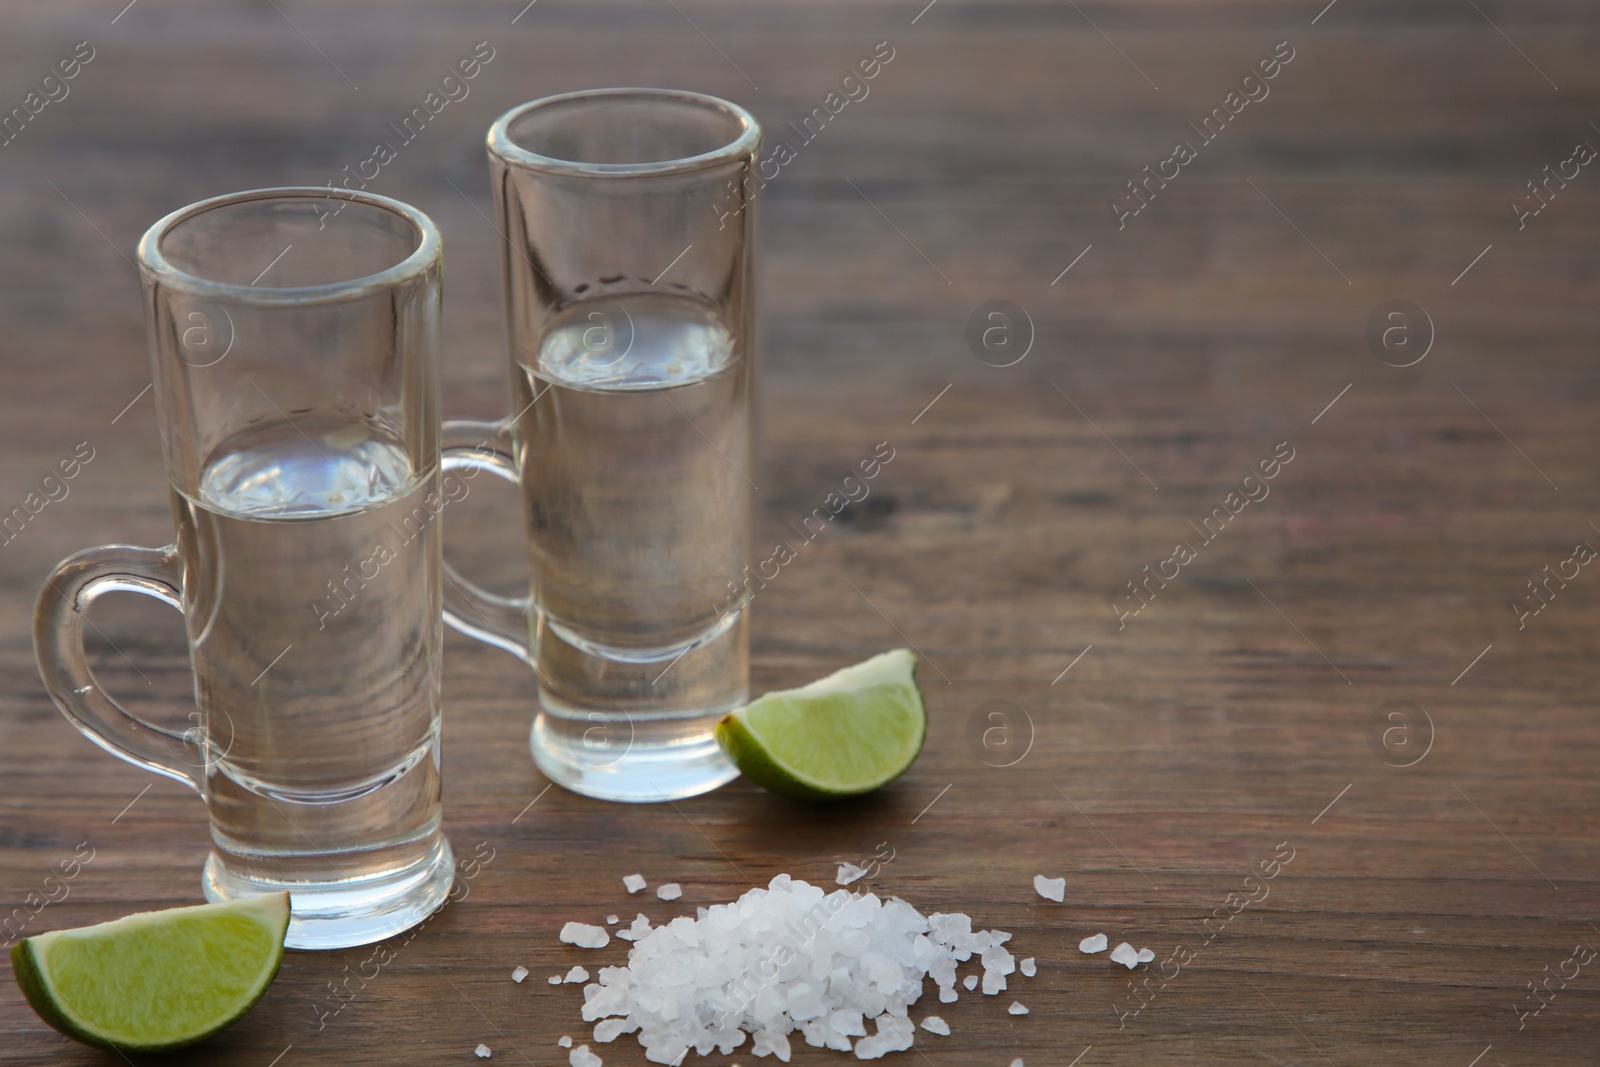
[2,1,1599,1063]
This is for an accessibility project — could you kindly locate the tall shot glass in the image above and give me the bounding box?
[34,188,454,949]
[443,90,761,802]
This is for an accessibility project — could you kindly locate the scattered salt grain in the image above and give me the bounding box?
[1033,875,1065,902]
[920,1016,950,1036]
[656,883,682,901]
[1136,948,1155,964]
[512,966,529,983]
[623,873,647,894]
[565,965,590,983]
[606,915,620,925]
[1008,1001,1028,1016]
[1079,933,1108,954]
[836,862,868,886]
[1010,1060,1025,1067]
[549,975,563,985]
[558,1035,572,1048]
[1020,957,1036,977]
[560,922,610,949]
[569,1045,602,1067]
[575,874,1015,1064]
[963,975,978,991]
[1109,942,1140,969]
[474,1044,492,1058]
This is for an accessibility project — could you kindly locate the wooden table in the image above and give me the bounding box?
[3,1,1597,1063]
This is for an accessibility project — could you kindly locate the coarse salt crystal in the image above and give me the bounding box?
[572,874,1015,1064]
[1033,875,1065,902]
[569,1045,602,1067]
[1008,1001,1028,1016]
[622,873,646,894]
[606,915,619,925]
[1110,942,1140,969]
[1079,933,1108,954]
[474,1044,491,1058]
[560,922,610,949]
[511,966,529,983]
[656,883,682,901]
[1136,948,1155,963]
[1010,1060,1025,1067]
[1020,957,1036,977]
[593,1018,629,1043]
[548,975,562,984]
[855,1014,914,1060]
[564,965,590,983]
[920,1015,950,1035]
[558,1035,572,1048]
[963,975,978,991]
[836,862,867,886]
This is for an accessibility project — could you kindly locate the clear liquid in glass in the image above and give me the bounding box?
[512,291,749,801]
[174,415,453,948]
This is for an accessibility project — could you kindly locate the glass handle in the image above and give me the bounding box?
[440,417,533,662]
[33,544,201,792]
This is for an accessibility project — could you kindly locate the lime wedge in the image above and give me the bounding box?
[12,892,289,1052]
[716,649,927,799]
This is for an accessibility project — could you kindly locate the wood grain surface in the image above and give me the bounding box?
[3,1,1599,1064]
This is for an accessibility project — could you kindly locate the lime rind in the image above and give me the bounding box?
[12,892,289,1052]
[717,649,927,800]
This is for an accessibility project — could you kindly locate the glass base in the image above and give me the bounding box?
[528,607,746,802]
[202,832,455,950]
[531,712,739,802]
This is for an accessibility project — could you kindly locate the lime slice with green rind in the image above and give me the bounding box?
[12,892,289,1052]
[716,648,927,799]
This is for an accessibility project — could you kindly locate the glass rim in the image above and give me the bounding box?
[487,88,761,178]
[136,187,442,305]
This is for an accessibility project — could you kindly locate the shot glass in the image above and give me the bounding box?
[35,188,454,949]
[443,90,761,802]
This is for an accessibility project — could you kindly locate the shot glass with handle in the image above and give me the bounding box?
[34,188,455,949]
[442,89,761,802]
